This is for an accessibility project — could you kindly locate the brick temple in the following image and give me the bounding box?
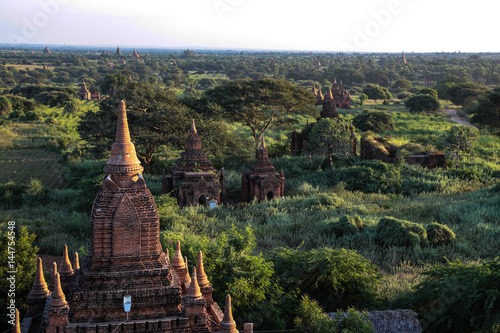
[162,120,225,208]
[77,80,100,100]
[21,101,246,333]
[241,136,285,202]
[313,78,351,109]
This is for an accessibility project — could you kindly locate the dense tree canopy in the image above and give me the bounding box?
[202,79,316,153]
[469,86,500,130]
[405,94,441,113]
[362,84,392,101]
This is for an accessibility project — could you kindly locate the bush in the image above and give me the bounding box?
[332,215,364,237]
[419,88,438,99]
[397,92,413,99]
[375,217,427,248]
[426,222,455,246]
[405,94,441,113]
[271,247,380,310]
[295,295,374,333]
[411,259,500,333]
[352,110,395,132]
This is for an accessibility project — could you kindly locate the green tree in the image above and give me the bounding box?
[404,94,440,113]
[392,79,412,91]
[63,100,78,114]
[362,84,392,101]
[446,82,489,107]
[359,93,368,106]
[0,96,12,116]
[442,125,479,167]
[419,87,438,99]
[271,247,380,311]
[352,110,394,132]
[78,82,191,171]
[202,79,315,154]
[411,259,500,333]
[0,225,38,329]
[303,118,353,169]
[469,86,500,130]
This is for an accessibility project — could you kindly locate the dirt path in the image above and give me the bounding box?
[444,109,473,127]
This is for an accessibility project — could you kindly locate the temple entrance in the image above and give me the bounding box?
[267,191,274,200]
[198,195,207,207]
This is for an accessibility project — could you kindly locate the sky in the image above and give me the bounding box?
[0,0,499,52]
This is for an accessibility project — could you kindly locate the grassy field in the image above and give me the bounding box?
[0,149,69,188]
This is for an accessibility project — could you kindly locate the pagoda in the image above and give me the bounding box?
[132,49,140,58]
[43,46,51,54]
[163,120,225,207]
[21,101,243,332]
[116,46,122,56]
[242,136,285,202]
[77,80,91,100]
[312,79,351,110]
[320,88,340,119]
[399,51,407,64]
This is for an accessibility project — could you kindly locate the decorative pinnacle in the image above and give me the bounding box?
[260,135,266,149]
[185,267,202,298]
[49,272,68,308]
[172,240,185,269]
[28,257,50,299]
[49,262,57,291]
[116,100,131,143]
[60,245,73,276]
[14,308,21,333]
[74,252,80,271]
[191,119,197,133]
[219,294,238,333]
[196,251,210,287]
[184,257,191,284]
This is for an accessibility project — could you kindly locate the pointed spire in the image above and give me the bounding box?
[312,85,317,95]
[165,248,170,263]
[49,272,68,308]
[28,257,50,299]
[14,308,21,333]
[172,240,185,269]
[250,134,277,174]
[105,101,143,173]
[318,88,323,99]
[326,88,333,100]
[196,251,210,288]
[59,245,73,276]
[74,252,80,271]
[184,257,191,284]
[219,294,238,333]
[191,118,197,133]
[49,261,57,291]
[185,267,202,298]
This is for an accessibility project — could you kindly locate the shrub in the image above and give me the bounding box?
[295,295,374,333]
[271,247,380,310]
[375,217,427,248]
[411,259,500,333]
[419,87,438,99]
[332,215,364,237]
[397,91,413,99]
[426,222,455,246]
[405,94,441,113]
[352,110,395,132]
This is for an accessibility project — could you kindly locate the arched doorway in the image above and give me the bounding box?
[267,191,274,200]
[198,195,207,207]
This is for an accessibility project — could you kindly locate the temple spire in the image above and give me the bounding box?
[191,118,197,133]
[74,252,80,271]
[14,308,21,333]
[184,257,191,284]
[196,251,210,288]
[49,272,68,308]
[27,257,50,299]
[172,240,185,269]
[219,294,238,333]
[185,267,202,299]
[49,262,57,291]
[104,101,143,173]
[59,245,73,276]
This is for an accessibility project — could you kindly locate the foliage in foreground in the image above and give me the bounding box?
[295,295,374,333]
[410,259,500,333]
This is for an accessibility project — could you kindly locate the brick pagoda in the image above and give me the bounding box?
[313,79,351,110]
[21,101,243,332]
[163,120,225,208]
[77,80,91,100]
[242,136,285,202]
